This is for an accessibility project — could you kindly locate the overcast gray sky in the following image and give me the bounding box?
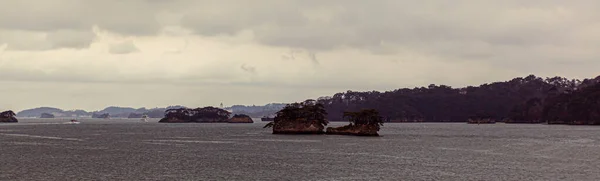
[1,0,599,111]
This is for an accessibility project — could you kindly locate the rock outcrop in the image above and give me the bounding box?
[271,120,325,134]
[0,110,18,123]
[228,114,253,123]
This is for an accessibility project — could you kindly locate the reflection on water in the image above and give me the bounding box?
[1,118,600,180]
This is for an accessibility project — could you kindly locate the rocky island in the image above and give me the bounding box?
[263,100,328,134]
[0,110,18,123]
[326,109,384,136]
[159,107,231,123]
[228,114,253,123]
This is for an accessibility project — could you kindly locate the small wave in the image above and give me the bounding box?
[252,139,322,143]
[5,141,58,146]
[0,133,83,141]
[145,139,236,144]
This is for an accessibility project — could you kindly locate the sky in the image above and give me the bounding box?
[1,0,600,112]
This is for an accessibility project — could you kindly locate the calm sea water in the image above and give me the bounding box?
[1,118,600,180]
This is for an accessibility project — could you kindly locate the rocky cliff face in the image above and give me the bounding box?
[0,117,18,123]
[272,120,325,134]
[326,125,379,136]
[227,115,253,123]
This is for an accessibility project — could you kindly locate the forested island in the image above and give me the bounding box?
[159,107,252,123]
[0,110,18,123]
[263,100,384,136]
[314,75,600,124]
[326,109,384,136]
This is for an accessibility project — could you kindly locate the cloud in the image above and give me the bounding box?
[0,0,162,36]
[109,41,139,54]
[0,29,95,50]
[240,64,256,74]
[1,0,600,111]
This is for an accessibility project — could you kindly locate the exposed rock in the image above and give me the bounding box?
[228,114,253,123]
[326,124,379,136]
[40,113,55,118]
[0,110,18,123]
[272,120,325,134]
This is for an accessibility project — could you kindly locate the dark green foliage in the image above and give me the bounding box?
[263,122,274,128]
[508,98,544,123]
[316,75,584,122]
[267,99,328,128]
[543,83,600,125]
[343,109,384,130]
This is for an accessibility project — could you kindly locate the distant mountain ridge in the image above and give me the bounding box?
[16,104,285,118]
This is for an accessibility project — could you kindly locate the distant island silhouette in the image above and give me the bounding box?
[16,104,286,119]
[10,74,600,125]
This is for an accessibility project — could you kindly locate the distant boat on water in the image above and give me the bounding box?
[141,115,148,122]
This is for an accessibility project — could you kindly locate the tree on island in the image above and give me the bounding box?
[343,109,384,131]
[264,99,328,134]
[326,109,384,136]
[543,83,600,125]
[0,110,18,123]
[314,74,588,123]
[507,98,543,123]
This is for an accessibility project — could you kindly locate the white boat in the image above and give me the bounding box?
[141,115,148,122]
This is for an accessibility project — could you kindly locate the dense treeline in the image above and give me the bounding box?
[542,82,600,125]
[315,75,599,123]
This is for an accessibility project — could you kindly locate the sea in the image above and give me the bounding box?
[1,118,600,181]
